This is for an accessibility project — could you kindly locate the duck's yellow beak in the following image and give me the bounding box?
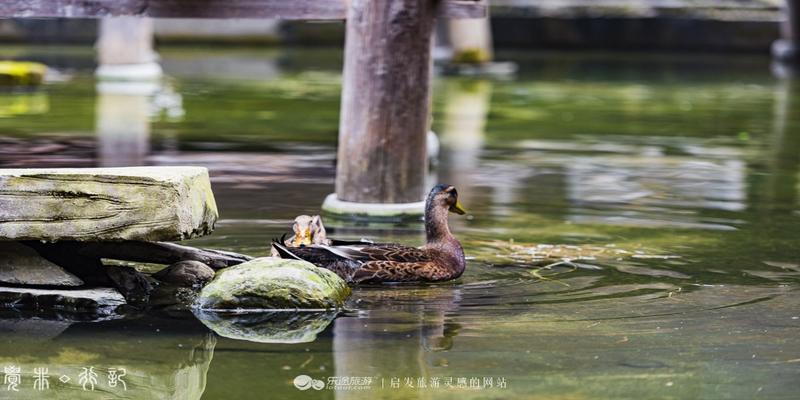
[450,201,467,215]
[292,228,313,246]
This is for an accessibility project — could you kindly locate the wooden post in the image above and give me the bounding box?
[333,0,438,205]
[774,0,800,62]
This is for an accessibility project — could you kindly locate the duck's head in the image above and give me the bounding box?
[291,215,326,246]
[427,184,467,215]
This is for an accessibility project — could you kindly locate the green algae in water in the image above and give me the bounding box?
[0,47,799,399]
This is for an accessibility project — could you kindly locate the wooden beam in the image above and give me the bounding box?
[0,0,486,20]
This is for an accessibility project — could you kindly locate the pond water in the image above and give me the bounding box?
[1,46,799,399]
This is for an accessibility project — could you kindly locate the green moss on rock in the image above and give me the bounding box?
[452,48,491,65]
[196,258,350,310]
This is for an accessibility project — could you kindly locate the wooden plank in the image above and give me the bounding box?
[334,0,436,204]
[0,0,486,20]
[0,167,218,242]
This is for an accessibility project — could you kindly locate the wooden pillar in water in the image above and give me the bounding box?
[774,0,800,62]
[333,0,437,205]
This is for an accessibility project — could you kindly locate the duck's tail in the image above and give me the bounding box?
[270,239,304,261]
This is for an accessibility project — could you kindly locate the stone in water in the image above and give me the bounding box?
[0,242,83,286]
[197,258,351,310]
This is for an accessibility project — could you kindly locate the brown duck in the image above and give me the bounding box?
[271,185,467,283]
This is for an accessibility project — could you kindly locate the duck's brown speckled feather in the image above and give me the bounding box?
[270,242,460,283]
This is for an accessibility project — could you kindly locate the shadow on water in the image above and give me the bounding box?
[0,47,799,398]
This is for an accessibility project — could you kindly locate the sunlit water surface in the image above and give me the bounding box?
[0,46,799,399]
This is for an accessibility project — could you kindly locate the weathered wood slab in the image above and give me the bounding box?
[0,167,218,242]
[0,0,486,19]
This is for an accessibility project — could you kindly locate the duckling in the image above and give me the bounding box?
[272,185,467,283]
[270,215,329,257]
[289,215,330,247]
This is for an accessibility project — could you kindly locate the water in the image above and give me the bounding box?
[0,46,799,399]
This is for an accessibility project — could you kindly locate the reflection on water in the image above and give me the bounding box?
[0,47,799,398]
[195,310,336,344]
[0,314,215,399]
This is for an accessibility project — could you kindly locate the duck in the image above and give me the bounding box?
[271,184,467,283]
[269,214,377,257]
[269,215,329,258]
[287,215,330,247]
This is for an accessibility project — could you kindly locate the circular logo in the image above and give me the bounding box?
[294,375,325,391]
[293,375,313,391]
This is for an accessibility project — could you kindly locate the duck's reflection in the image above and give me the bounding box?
[333,286,462,399]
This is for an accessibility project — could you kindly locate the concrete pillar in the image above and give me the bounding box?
[96,17,162,80]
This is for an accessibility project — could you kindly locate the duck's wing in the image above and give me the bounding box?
[319,243,432,263]
[329,238,378,246]
[271,240,438,282]
[350,259,440,282]
[271,240,343,264]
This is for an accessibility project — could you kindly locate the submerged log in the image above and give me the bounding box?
[23,241,251,270]
[0,167,218,242]
[106,265,154,304]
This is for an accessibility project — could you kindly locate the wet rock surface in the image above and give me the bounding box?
[154,260,215,287]
[0,286,126,314]
[196,257,350,310]
[0,242,84,286]
[106,265,154,304]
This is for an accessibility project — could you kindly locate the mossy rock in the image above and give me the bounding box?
[0,61,47,87]
[196,258,350,310]
[452,48,491,65]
